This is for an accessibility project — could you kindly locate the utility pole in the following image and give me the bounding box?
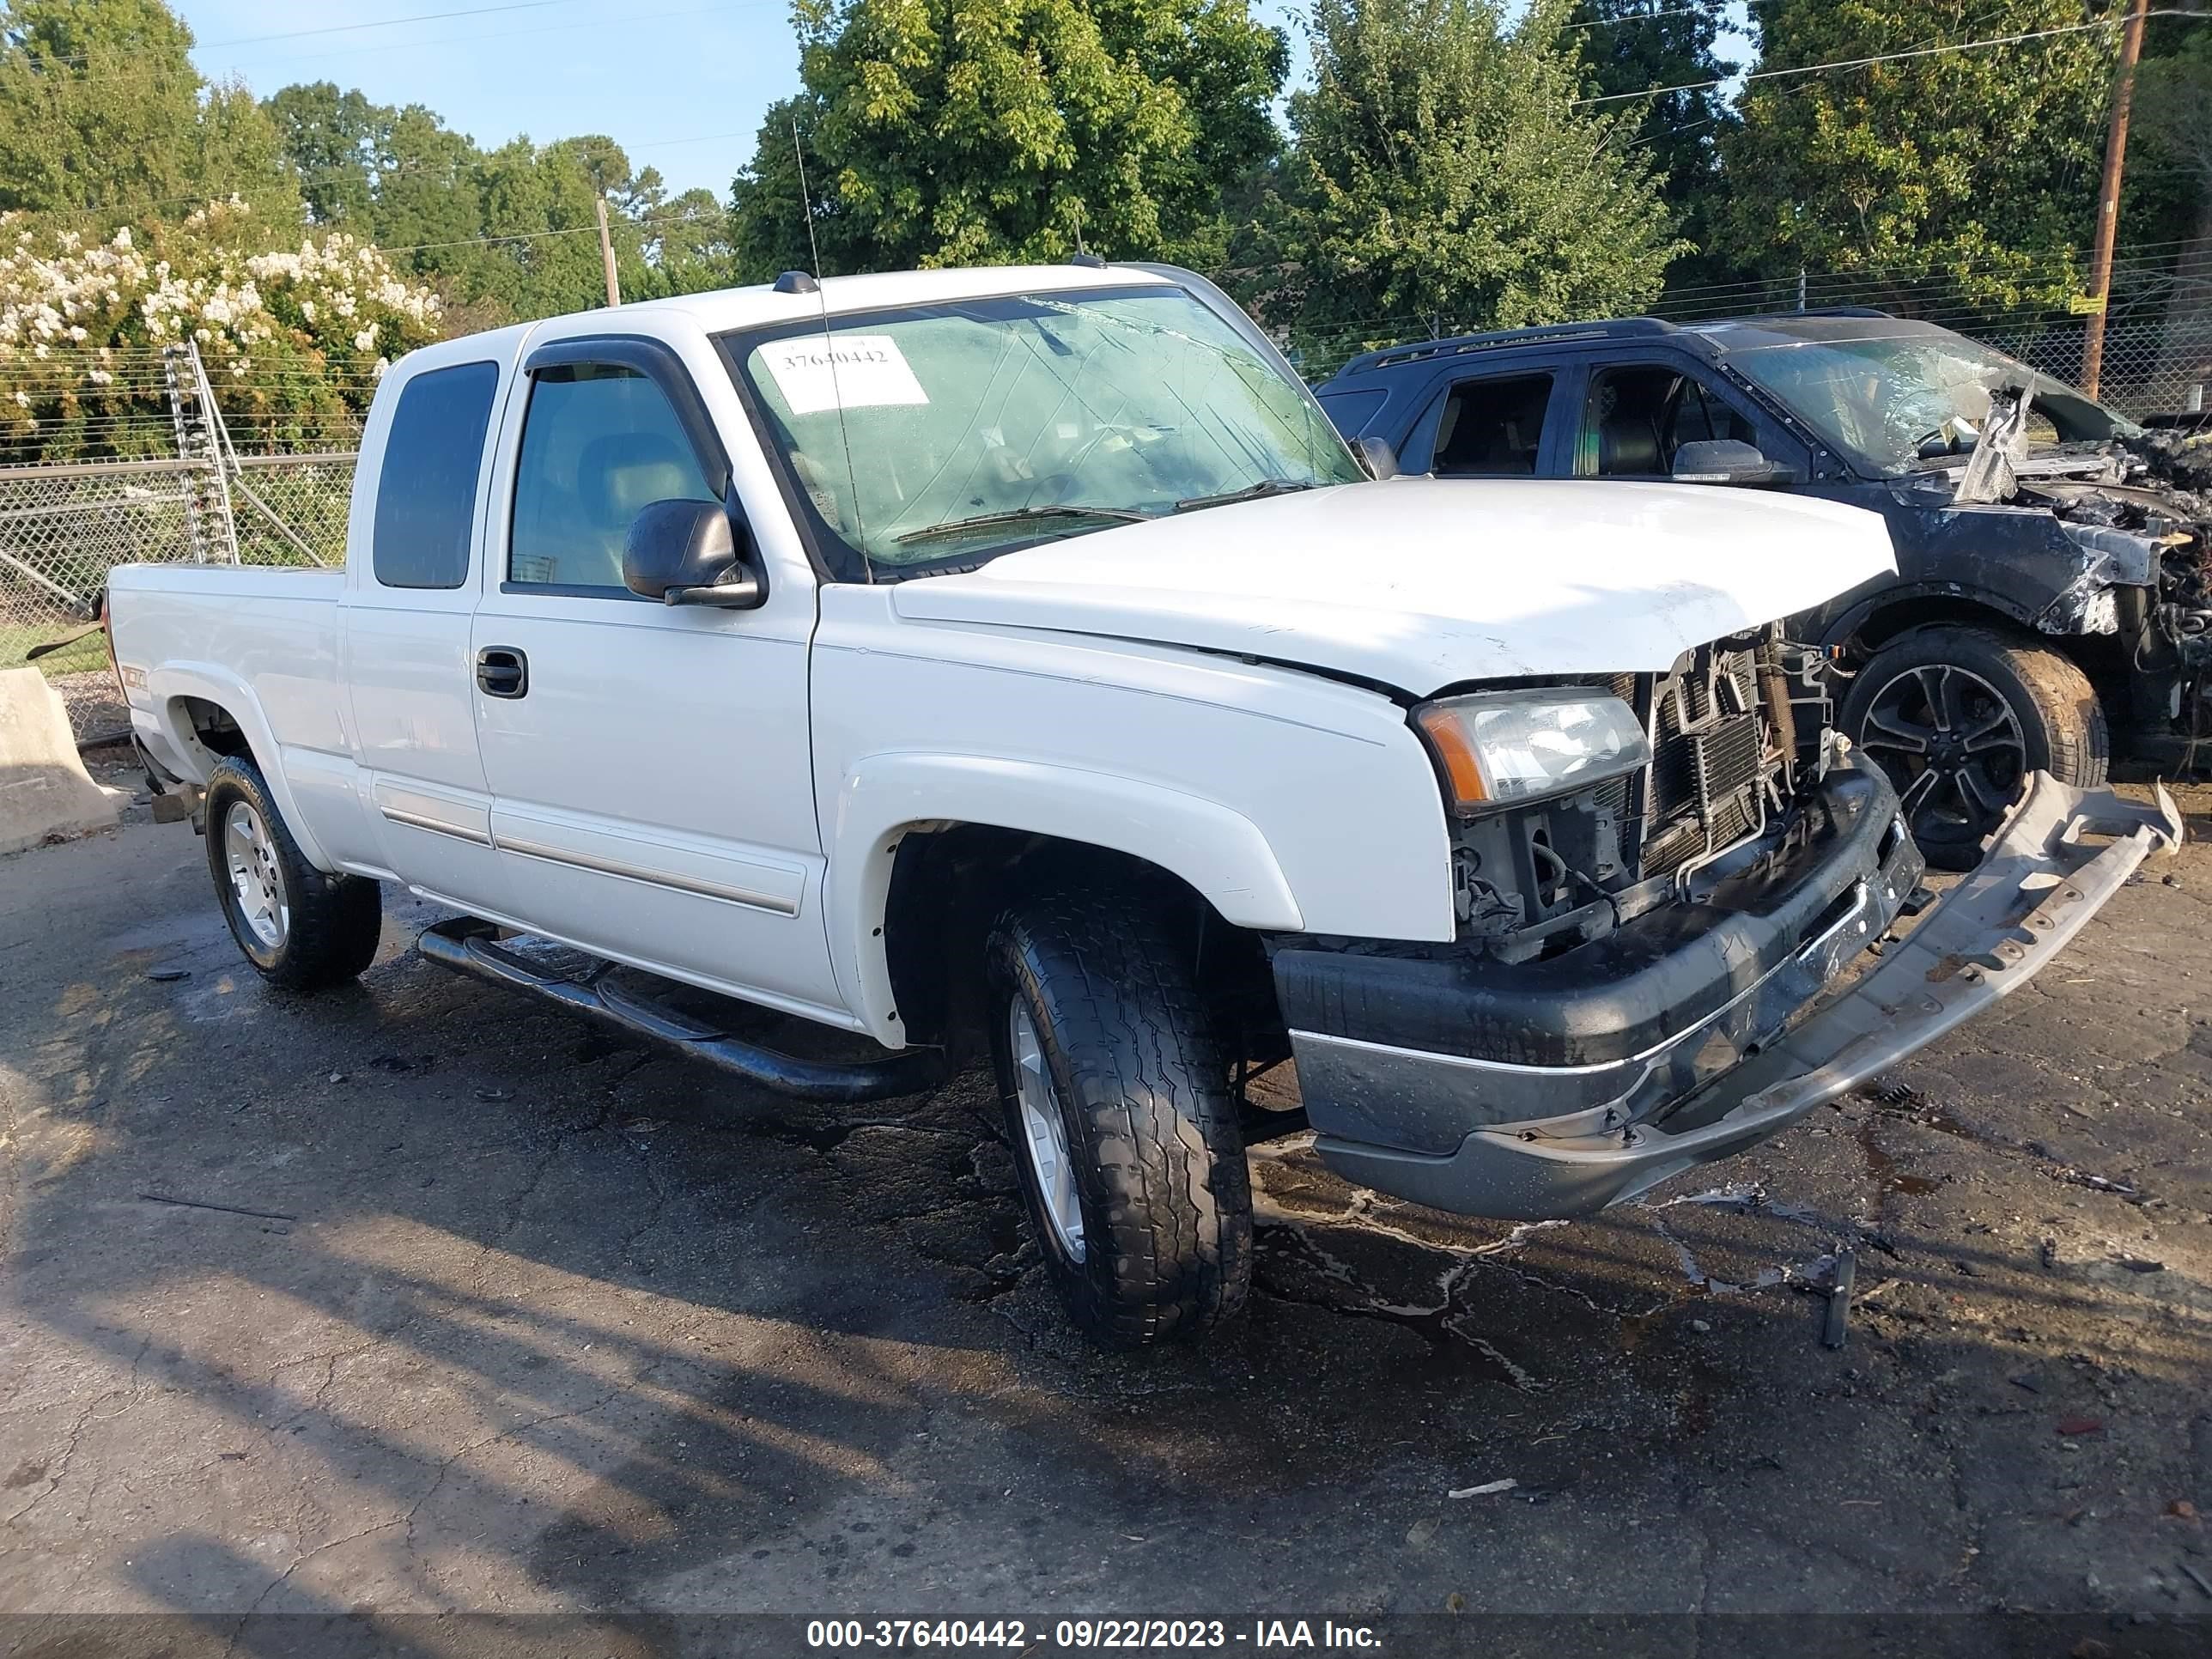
[595,194,622,309]
[2081,0,2150,399]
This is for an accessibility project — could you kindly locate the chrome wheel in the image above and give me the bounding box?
[222,800,289,951]
[1008,1000,1085,1262]
[1857,663,2028,848]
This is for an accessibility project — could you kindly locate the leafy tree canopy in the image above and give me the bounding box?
[1242,0,1685,368]
[730,0,1288,276]
[0,0,299,225]
[1713,0,2120,313]
[1568,1,1739,294]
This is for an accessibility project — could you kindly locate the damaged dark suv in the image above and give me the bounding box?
[1318,312,2212,866]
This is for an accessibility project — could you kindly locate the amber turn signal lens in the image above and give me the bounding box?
[1414,703,1488,805]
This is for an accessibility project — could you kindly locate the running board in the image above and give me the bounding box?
[416,918,945,1104]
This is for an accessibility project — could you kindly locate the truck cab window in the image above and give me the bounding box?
[371,361,498,590]
[508,363,719,591]
[1582,365,1754,477]
[1431,374,1554,476]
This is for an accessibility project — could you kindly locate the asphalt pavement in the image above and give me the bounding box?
[1,787,2208,1653]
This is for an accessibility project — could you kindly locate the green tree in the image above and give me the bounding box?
[1714,0,2118,313]
[265,81,386,226]
[730,0,1287,276]
[1245,0,1684,365]
[1568,1,1739,295]
[0,0,298,224]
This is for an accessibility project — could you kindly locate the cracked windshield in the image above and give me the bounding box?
[1725,331,2130,477]
[734,286,1363,570]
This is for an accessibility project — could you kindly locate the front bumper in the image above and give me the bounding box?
[1284,769,2180,1220]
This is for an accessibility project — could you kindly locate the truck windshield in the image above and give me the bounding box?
[1723,331,2134,477]
[726,285,1363,576]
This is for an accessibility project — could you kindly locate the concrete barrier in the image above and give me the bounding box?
[0,667,122,855]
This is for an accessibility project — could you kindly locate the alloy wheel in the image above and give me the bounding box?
[1856,662,2028,847]
[1008,1000,1085,1262]
[223,800,290,951]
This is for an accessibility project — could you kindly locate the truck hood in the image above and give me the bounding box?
[890,477,1896,696]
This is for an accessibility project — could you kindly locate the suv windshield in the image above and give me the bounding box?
[1722,330,2132,477]
[726,285,1362,576]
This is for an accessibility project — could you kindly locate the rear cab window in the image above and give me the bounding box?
[371,362,500,590]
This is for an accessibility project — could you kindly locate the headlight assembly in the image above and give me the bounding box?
[1413,690,1650,813]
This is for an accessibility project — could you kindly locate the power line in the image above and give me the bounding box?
[1573,10,2203,107]
[203,0,582,51]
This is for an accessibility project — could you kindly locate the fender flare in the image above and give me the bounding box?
[1821,580,2043,653]
[148,661,337,871]
[825,751,1305,1044]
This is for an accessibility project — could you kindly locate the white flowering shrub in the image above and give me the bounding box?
[0,200,442,460]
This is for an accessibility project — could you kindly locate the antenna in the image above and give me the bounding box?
[791,112,870,582]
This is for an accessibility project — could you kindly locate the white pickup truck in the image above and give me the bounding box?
[106,261,2178,1349]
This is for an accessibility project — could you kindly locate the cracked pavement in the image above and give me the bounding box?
[0,787,2208,1633]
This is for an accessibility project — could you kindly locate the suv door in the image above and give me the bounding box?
[1574,358,1808,481]
[470,336,841,1020]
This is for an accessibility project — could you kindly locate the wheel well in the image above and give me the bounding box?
[1844,601,2123,712]
[1848,595,2030,654]
[880,827,1281,1066]
[173,696,253,763]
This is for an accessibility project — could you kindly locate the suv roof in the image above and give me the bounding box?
[1324,307,1911,385]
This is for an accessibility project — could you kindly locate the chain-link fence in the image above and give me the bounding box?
[0,452,355,676]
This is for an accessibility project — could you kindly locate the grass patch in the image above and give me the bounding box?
[0,621,107,678]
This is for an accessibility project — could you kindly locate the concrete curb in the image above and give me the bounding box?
[0,666,122,854]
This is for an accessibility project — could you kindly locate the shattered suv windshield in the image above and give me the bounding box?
[1723,330,2132,477]
[726,285,1362,577]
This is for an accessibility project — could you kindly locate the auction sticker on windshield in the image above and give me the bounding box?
[761,334,929,415]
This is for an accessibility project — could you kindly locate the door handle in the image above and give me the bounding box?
[476,646,528,699]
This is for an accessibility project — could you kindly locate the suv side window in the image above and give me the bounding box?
[1431,373,1556,477]
[1580,364,1756,477]
[371,361,499,590]
[507,363,719,592]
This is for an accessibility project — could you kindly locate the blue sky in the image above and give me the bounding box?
[177,3,1752,205]
[178,0,1315,203]
[180,0,810,200]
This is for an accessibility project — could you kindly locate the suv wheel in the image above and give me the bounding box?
[985,881,1251,1349]
[1841,624,2107,870]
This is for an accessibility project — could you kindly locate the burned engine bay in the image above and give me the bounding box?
[1894,394,2212,760]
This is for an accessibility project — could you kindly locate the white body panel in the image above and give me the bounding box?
[893,477,1899,696]
[105,262,1901,1054]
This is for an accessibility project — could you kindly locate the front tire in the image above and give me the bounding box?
[204,757,384,991]
[986,882,1251,1350]
[1840,624,2107,871]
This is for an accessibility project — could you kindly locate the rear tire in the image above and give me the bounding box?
[1840,624,2107,871]
[204,756,384,991]
[986,880,1251,1350]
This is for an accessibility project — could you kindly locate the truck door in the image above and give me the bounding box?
[468,335,842,1022]
[344,354,514,913]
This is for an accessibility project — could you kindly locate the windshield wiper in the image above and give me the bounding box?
[1173,478,1318,513]
[894,504,1155,547]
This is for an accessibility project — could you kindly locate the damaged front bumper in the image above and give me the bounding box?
[1289,772,2180,1220]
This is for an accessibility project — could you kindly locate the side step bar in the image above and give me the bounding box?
[416,918,945,1104]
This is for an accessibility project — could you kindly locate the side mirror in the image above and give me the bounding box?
[1672,438,1797,488]
[1352,434,1400,481]
[623,497,766,609]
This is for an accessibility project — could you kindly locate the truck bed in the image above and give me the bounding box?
[105,561,349,805]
